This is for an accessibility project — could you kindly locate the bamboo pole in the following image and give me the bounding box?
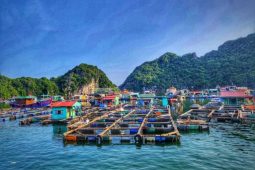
[67,110,98,129]
[180,109,193,117]
[64,110,116,137]
[167,105,180,136]
[208,109,215,118]
[98,110,135,136]
[137,109,153,135]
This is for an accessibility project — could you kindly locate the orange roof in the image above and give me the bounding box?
[244,105,255,110]
[51,101,77,107]
[220,91,252,98]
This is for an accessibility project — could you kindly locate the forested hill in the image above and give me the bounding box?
[52,64,116,95]
[120,33,255,93]
[0,64,116,99]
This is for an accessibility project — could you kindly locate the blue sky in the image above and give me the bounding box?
[0,0,255,85]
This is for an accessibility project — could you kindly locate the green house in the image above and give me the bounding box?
[51,101,81,120]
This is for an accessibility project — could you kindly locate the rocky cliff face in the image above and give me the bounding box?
[75,78,98,95]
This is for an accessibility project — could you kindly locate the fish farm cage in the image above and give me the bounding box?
[64,106,180,145]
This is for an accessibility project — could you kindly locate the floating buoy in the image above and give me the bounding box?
[65,135,77,141]
[130,128,138,134]
[96,135,103,145]
[76,135,86,142]
[155,136,166,143]
[87,136,96,142]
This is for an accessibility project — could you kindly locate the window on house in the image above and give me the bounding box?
[56,110,62,114]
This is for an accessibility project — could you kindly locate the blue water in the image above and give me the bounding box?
[0,121,255,170]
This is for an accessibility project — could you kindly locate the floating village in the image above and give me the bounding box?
[1,85,255,146]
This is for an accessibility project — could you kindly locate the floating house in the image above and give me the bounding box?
[138,93,155,107]
[120,93,131,104]
[119,90,131,104]
[102,95,119,106]
[51,101,81,120]
[90,94,104,106]
[37,95,52,107]
[12,96,37,107]
[52,95,64,102]
[166,86,177,98]
[220,90,253,105]
[72,95,89,107]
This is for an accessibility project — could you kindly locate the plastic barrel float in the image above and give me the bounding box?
[134,134,143,144]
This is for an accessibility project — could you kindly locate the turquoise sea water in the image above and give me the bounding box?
[0,121,255,170]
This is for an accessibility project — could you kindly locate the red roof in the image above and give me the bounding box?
[220,91,252,98]
[51,101,77,107]
[103,95,116,100]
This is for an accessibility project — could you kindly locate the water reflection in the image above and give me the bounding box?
[53,124,67,135]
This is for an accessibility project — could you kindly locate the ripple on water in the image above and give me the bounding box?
[0,121,255,170]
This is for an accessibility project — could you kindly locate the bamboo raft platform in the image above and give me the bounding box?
[64,106,180,145]
[239,105,255,124]
[1,108,51,122]
[177,108,213,132]
[20,114,51,125]
[211,105,241,123]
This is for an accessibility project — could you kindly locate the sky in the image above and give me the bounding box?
[0,0,255,85]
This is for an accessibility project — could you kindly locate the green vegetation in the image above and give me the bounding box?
[0,64,116,99]
[120,33,255,93]
[54,64,116,96]
[0,75,59,99]
[0,103,11,109]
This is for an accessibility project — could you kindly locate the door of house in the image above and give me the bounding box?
[67,108,71,118]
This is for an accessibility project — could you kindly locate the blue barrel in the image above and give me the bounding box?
[155,136,166,142]
[138,118,144,123]
[121,136,131,143]
[147,124,152,127]
[87,136,96,142]
[95,129,103,135]
[111,137,121,144]
[130,128,138,134]
[91,123,97,127]
[77,135,86,142]
[148,118,157,122]
[178,125,188,131]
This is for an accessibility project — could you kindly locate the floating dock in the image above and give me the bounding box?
[211,105,241,122]
[177,108,213,132]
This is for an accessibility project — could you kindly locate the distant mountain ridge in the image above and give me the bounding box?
[0,64,116,99]
[120,33,255,93]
